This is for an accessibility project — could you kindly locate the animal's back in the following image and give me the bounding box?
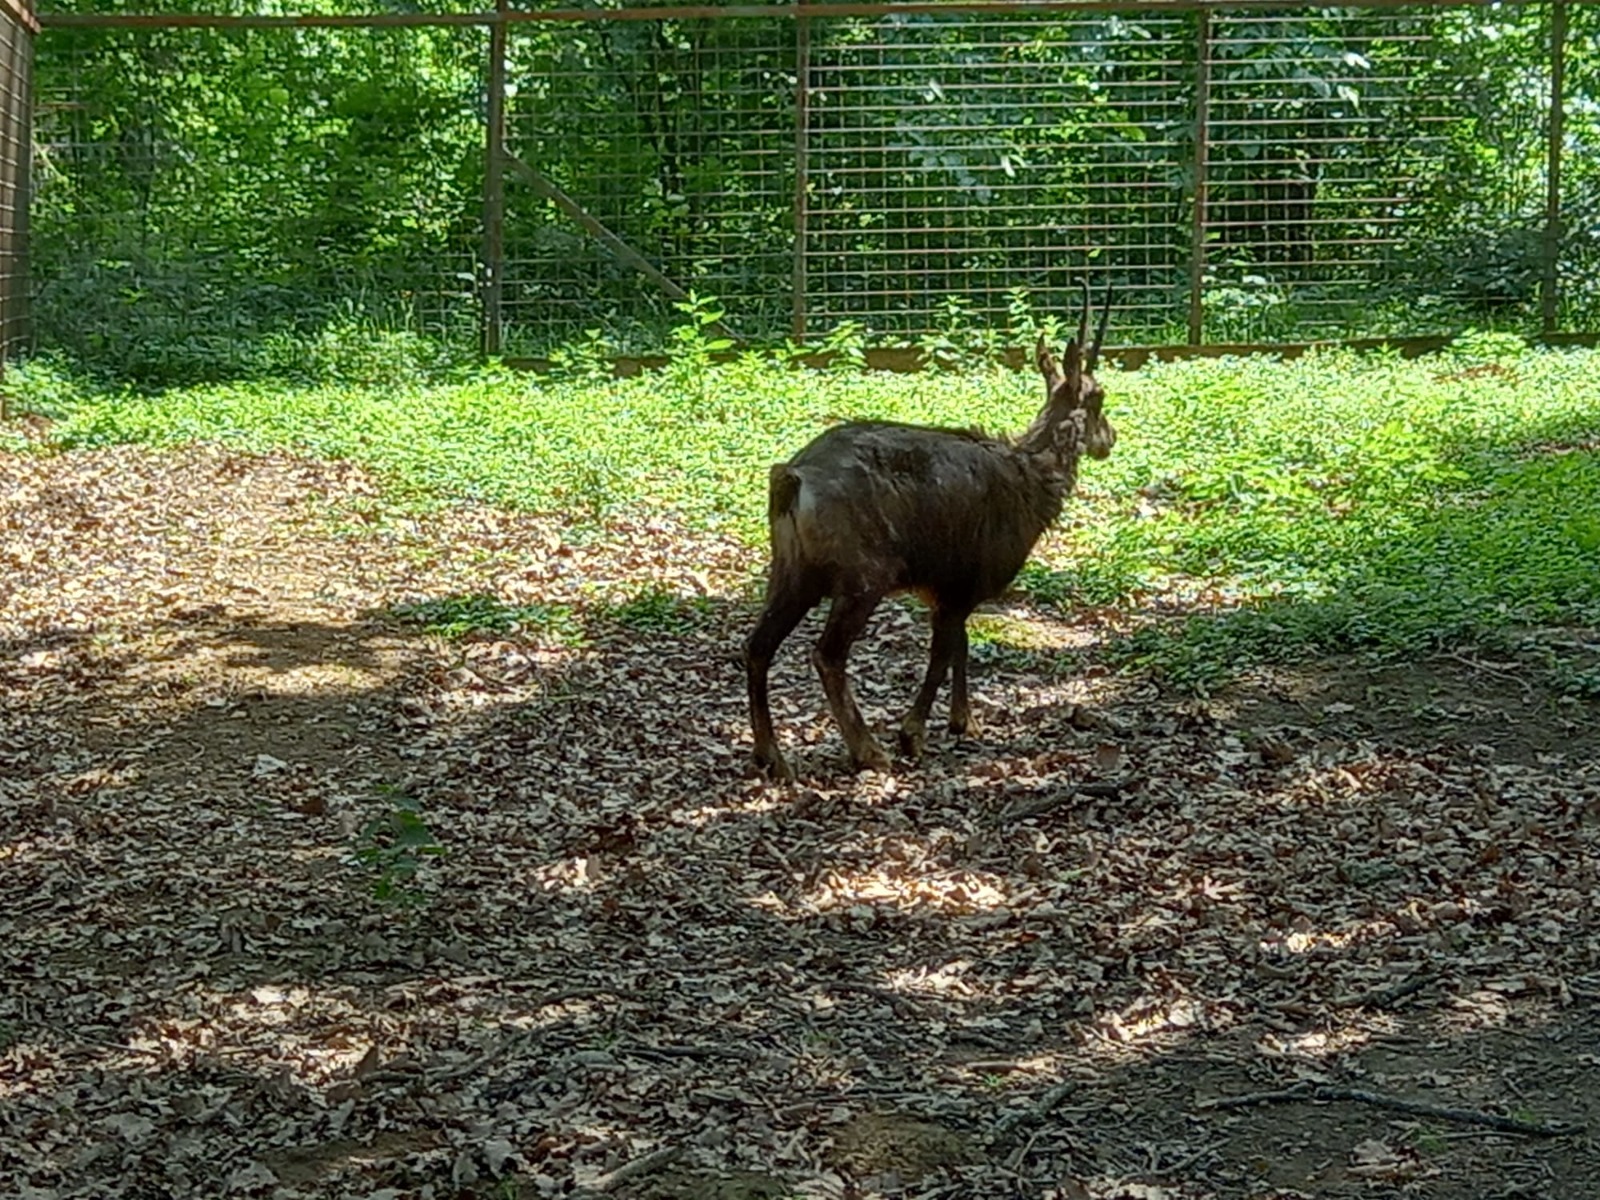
[767,421,1063,605]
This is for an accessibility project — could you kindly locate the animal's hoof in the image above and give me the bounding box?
[948,713,977,739]
[897,724,926,759]
[854,740,893,774]
[754,748,796,784]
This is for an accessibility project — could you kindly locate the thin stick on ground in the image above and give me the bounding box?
[998,778,1128,825]
[1331,968,1434,1010]
[826,979,926,1019]
[992,1079,1077,1144]
[583,1145,684,1194]
[1198,1081,1581,1137]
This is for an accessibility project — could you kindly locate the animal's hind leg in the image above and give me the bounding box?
[745,573,822,782]
[899,608,966,758]
[947,621,974,736]
[811,591,891,773]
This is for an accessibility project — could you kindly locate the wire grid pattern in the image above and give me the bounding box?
[491,2,1569,350]
[804,12,1193,343]
[1562,1,1600,326]
[500,16,796,351]
[31,24,483,378]
[0,2,28,363]
[23,1,1598,366]
[1203,5,1549,340]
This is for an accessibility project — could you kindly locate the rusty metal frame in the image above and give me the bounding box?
[0,0,29,413]
[1187,7,1211,345]
[790,4,811,341]
[0,0,35,35]
[504,330,1600,377]
[482,0,507,356]
[39,0,1588,31]
[1541,0,1567,334]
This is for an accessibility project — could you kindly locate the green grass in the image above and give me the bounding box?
[9,330,1600,689]
[392,594,584,644]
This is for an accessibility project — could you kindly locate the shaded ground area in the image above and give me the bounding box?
[3,442,1599,1200]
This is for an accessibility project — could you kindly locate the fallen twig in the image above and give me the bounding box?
[1444,651,1537,699]
[1199,1081,1580,1137]
[578,1145,684,1195]
[622,1041,763,1062]
[827,979,926,1019]
[998,777,1128,825]
[1149,1141,1217,1178]
[528,985,619,1007]
[1332,969,1433,1010]
[992,1079,1076,1143]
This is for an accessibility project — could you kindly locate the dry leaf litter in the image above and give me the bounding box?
[3,443,1600,1199]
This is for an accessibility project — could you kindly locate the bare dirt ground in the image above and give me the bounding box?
[3,441,1600,1200]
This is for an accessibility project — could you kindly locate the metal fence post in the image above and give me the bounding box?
[482,0,508,357]
[1187,7,1212,346]
[791,5,811,342]
[1540,0,1567,336]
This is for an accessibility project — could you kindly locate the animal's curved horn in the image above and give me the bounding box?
[1088,281,1112,373]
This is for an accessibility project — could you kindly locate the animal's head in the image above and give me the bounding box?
[1033,282,1116,461]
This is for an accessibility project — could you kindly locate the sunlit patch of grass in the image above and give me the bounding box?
[968,612,1052,650]
[595,586,716,636]
[18,332,1600,688]
[965,611,1096,674]
[392,593,583,645]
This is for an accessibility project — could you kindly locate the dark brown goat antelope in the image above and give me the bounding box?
[745,287,1116,781]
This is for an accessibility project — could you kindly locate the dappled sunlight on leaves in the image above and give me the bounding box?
[795,866,1010,918]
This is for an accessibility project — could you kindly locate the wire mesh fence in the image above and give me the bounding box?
[31,23,483,380]
[22,1,1600,377]
[803,11,1194,344]
[1562,1,1600,327]
[1201,6,1552,341]
[500,14,798,349]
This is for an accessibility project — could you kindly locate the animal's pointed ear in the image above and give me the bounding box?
[1035,332,1062,388]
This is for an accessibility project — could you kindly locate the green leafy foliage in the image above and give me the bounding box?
[33,24,484,385]
[348,789,445,906]
[394,593,583,644]
[600,587,715,635]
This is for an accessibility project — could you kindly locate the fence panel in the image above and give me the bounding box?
[1202,5,1550,341]
[1562,0,1600,329]
[31,23,483,381]
[21,0,1600,372]
[499,14,797,355]
[804,10,1195,345]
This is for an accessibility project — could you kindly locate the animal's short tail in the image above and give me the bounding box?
[766,465,803,566]
[767,464,801,523]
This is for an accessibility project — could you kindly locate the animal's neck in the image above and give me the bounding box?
[1016,414,1085,494]
[1003,437,1080,530]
